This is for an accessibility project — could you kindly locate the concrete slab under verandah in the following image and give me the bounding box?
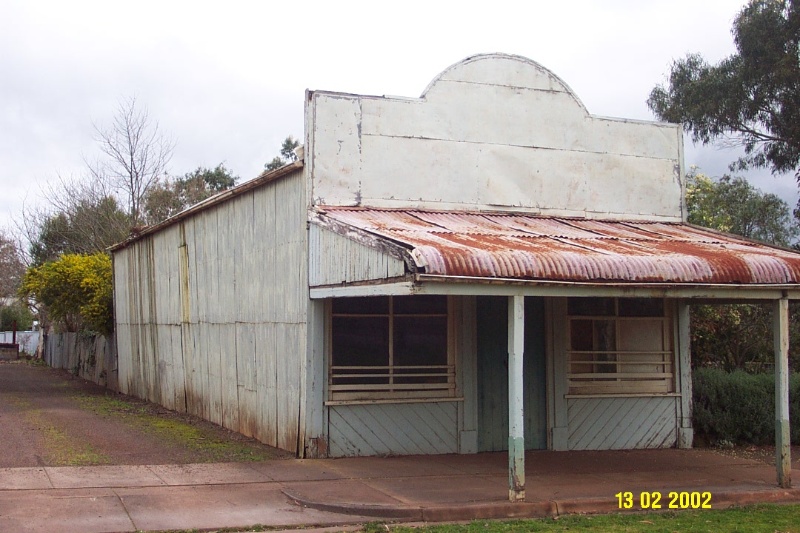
[2,448,798,532]
[282,447,800,520]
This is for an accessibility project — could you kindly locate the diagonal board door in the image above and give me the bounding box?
[477,296,547,452]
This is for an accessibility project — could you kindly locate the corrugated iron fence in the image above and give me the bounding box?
[0,330,39,355]
[45,333,118,391]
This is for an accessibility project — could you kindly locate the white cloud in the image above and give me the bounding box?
[4,0,794,231]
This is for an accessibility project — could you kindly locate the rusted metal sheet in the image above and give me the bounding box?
[318,207,800,285]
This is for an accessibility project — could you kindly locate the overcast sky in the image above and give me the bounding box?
[1,0,795,232]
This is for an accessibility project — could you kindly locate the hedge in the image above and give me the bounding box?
[692,368,800,445]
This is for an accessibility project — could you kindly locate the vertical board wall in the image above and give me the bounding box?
[476,296,547,452]
[114,170,308,454]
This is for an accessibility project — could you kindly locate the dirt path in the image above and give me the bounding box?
[0,360,289,467]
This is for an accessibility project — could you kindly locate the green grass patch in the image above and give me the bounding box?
[8,356,47,367]
[12,396,110,466]
[360,504,800,533]
[73,392,281,462]
[40,423,109,466]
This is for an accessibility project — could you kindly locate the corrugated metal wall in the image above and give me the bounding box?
[308,224,406,286]
[114,170,308,454]
[44,333,118,391]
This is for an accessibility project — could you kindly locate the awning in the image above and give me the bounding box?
[315,207,800,286]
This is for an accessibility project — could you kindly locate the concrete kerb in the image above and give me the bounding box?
[283,487,800,523]
[282,488,426,520]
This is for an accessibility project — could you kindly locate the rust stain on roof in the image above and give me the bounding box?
[317,207,800,285]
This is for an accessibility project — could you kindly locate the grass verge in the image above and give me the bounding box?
[72,391,284,462]
[10,396,110,466]
[360,504,800,533]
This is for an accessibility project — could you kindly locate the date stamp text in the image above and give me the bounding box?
[615,491,712,510]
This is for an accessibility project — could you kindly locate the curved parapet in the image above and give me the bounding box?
[307,54,683,221]
[421,53,588,113]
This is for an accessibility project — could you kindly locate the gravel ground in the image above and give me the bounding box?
[0,359,290,467]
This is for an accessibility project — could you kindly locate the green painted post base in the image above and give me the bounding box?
[508,436,525,502]
[777,419,792,488]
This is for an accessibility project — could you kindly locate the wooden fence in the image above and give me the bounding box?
[45,333,118,391]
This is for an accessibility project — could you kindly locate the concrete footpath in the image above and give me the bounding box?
[1,449,799,533]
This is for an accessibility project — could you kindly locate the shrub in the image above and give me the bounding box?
[0,301,34,330]
[692,368,800,445]
[19,253,113,335]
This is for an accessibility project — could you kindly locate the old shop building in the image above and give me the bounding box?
[111,54,796,499]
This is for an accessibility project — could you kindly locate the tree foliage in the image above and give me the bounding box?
[0,302,34,331]
[143,164,238,225]
[648,0,800,179]
[686,172,798,245]
[20,97,171,265]
[25,191,129,266]
[265,136,299,171]
[19,253,113,335]
[14,98,176,337]
[0,230,25,298]
[685,172,800,371]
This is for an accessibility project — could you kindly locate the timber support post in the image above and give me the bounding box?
[508,294,525,502]
[774,296,791,488]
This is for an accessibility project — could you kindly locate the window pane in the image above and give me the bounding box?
[393,316,447,367]
[618,319,664,351]
[332,296,389,315]
[393,295,447,314]
[570,319,594,351]
[593,319,616,351]
[568,297,615,316]
[619,298,664,317]
[331,316,389,367]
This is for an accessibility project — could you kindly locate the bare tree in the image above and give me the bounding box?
[0,229,25,298]
[18,175,130,265]
[89,97,175,225]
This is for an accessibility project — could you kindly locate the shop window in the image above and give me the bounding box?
[567,298,673,395]
[329,295,454,401]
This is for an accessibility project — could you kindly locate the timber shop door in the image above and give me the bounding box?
[477,296,547,452]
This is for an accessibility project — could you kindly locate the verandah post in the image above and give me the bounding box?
[508,294,525,502]
[774,296,791,488]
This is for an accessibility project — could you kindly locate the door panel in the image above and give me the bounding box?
[477,296,547,451]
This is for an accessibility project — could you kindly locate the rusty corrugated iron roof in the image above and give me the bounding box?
[316,207,800,285]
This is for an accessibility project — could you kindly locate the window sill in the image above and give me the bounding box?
[565,393,681,399]
[326,397,464,406]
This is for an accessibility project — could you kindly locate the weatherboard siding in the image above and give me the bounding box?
[328,402,459,456]
[566,396,678,450]
[113,169,308,455]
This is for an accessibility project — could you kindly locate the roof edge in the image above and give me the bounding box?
[110,160,304,252]
[310,211,421,273]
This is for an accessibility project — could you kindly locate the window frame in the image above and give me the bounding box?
[326,295,456,403]
[566,298,675,396]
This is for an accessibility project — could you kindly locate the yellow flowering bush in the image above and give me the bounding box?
[20,253,113,335]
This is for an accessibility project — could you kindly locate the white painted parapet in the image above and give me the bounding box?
[307,53,684,221]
